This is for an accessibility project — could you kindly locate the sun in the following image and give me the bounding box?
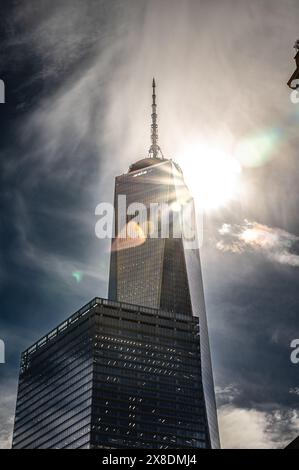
[178,141,242,211]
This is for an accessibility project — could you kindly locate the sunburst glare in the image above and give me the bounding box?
[178,141,242,211]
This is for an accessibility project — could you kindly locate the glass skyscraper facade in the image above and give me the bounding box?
[12,80,220,449]
[12,298,210,449]
[108,157,220,448]
[12,300,95,449]
[109,158,193,314]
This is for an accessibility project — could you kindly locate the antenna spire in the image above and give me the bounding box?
[149,78,163,158]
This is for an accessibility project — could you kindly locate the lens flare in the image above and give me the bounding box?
[72,271,83,283]
[111,221,146,252]
[235,128,282,168]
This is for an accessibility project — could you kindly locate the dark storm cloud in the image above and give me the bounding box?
[1,0,299,448]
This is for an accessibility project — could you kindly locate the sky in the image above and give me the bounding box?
[1,0,299,449]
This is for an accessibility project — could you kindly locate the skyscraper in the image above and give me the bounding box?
[109,79,219,448]
[12,297,211,449]
[12,80,220,449]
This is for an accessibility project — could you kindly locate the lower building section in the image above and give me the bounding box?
[12,297,212,449]
[285,436,299,449]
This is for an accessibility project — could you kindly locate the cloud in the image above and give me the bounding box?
[0,254,5,294]
[216,220,299,267]
[0,379,17,449]
[219,405,299,449]
[219,405,274,449]
[216,386,299,448]
[215,385,242,407]
[6,0,298,186]
[9,192,108,294]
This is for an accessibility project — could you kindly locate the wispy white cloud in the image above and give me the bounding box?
[219,405,299,449]
[217,220,299,267]
[8,0,298,188]
[11,193,108,292]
